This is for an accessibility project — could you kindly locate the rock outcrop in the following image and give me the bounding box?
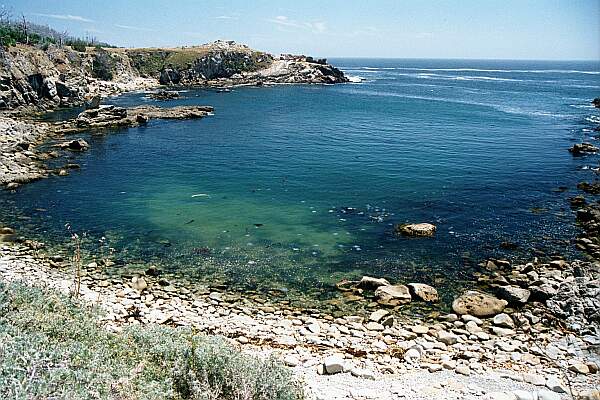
[0,40,347,113]
[0,44,154,112]
[0,117,50,185]
[55,104,214,134]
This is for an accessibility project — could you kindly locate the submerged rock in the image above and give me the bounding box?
[452,290,508,317]
[395,223,436,237]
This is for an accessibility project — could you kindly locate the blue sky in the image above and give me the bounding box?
[3,0,599,60]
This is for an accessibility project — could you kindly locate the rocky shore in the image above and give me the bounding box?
[0,116,50,185]
[0,103,214,187]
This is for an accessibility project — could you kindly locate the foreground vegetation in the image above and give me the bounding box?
[0,281,303,400]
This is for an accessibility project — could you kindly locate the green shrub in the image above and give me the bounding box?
[0,282,304,400]
[172,336,303,400]
[70,41,87,52]
[92,48,115,81]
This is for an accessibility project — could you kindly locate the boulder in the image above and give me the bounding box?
[42,77,58,99]
[131,276,147,292]
[407,283,439,302]
[369,309,389,323]
[374,284,411,306]
[358,276,390,290]
[452,290,508,317]
[592,97,600,108]
[493,313,515,328]
[496,285,531,305]
[85,95,101,109]
[437,330,459,345]
[395,223,436,237]
[55,81,72,98]
[59,139,89,151]
[323,354,345,374]
[160,68,182,85]
[529,284,558,302]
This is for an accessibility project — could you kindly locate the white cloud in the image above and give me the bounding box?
[115,24,156,32]
[32,13,94,23]
[269,15,301,28]
[267,16,326,34]
[215,15,238,20]
[306,21,326,33]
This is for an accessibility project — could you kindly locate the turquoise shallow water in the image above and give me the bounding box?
[2,59,599,298]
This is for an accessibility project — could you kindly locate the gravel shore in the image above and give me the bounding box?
[1,241,598,399]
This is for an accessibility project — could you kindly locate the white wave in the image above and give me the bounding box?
[414,72,525,82]
[346,75,364,83]
[566,84,600,89]
[345,88,572,119]
[389,67,600,75]
[570,104,596,109]
[586,115,600,123]
[344,69,379,74]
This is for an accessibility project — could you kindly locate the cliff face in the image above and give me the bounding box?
[0,40,348,112]
[0,44,145,111]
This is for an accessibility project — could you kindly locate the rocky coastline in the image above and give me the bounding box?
[0,40,347,114]
[0,40,599,398]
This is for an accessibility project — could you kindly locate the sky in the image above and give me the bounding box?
[3,0,599,60]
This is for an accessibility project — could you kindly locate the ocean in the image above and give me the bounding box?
[2,58,599,305]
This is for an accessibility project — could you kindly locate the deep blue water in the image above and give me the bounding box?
[2,59,599,297]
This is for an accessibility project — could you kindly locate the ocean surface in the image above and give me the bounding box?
[2,59,599,304]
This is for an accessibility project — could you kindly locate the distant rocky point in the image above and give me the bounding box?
[0,40,348,112]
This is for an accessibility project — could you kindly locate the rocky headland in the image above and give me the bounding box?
[0,40,347,113]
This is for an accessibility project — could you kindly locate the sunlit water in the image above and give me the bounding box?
[2,59,599,304]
